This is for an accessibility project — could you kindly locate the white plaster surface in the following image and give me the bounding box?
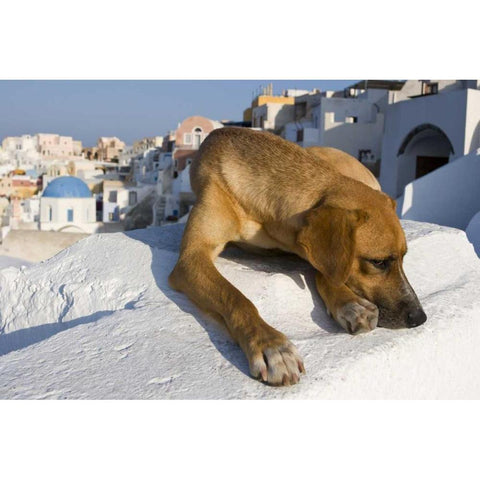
[0,221,479,399]
[398,151,480,230]
[466,211,480,256]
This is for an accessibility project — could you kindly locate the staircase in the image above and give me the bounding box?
[153,195,167,226]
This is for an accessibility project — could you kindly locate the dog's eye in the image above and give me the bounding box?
[368,259,389,270]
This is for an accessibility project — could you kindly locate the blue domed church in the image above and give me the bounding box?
[40,176,97,232]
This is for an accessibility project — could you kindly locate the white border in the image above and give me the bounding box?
[1,1,477,478]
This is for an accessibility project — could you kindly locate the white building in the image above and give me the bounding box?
[397,150,480,231]
[20,197,41,223]
[309,88,386,159]
[118,145,135,168]
[0,134,42,169]
[132,148,161,185]
[280,82,403,167]
[40,176,97,233]
[102,180,152,223]
[274,80,480,198]
[152,164,194,225]
[379,80,480,198]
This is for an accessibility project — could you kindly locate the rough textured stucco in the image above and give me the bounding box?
[0,221,479,399]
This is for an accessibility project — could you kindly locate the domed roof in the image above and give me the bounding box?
[42,176,92,198]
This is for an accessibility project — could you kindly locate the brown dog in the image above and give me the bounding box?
[169,128,426,386]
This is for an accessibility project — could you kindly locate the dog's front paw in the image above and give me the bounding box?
[336,298,378,335]
[244,327,305,386]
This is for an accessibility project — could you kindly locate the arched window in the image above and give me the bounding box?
[193,127,203,148]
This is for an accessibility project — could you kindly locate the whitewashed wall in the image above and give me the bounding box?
[40,197,96,232]
[380,89,471,197]
[397,151,480,230]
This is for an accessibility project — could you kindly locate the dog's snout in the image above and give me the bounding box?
[406,308,427,328]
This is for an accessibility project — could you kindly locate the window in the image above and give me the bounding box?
[358,149,372,162]
[184,133,192,145]
[67,208,74,222]
[193,127,203,148]
[346,116,358,123]
[129,191,137,206]
[49,206,53,221]
[109,190,118,202]
[296,129,304,142]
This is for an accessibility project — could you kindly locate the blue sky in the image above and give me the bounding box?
[0,80,357,146]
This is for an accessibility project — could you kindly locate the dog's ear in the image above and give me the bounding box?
[297,205,368,285]
[387,196,397,210]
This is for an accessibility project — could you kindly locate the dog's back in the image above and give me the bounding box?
[306,146,380,191]
[191,128,338,220]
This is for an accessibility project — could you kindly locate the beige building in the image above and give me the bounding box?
[0,176,14,197]
[67,160,101,178]
[133,136,163,154]
[82,146,99,160]
[45,162,69,178]
[96,137,125,162]
[244,86,312,132]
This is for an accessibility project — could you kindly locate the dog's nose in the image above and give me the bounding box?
[407,308,427,328]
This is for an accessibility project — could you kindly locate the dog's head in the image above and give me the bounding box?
[297,191,426,329]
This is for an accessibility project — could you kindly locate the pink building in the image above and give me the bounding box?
[37,134,82,160]
[173,116,223,172]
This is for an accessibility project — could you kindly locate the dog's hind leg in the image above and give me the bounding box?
[168,187,305,386]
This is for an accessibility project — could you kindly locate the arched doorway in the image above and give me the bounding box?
[396,123,454,194]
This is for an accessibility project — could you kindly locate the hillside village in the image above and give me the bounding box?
[1,79,480,257]
[2,80,480,400]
